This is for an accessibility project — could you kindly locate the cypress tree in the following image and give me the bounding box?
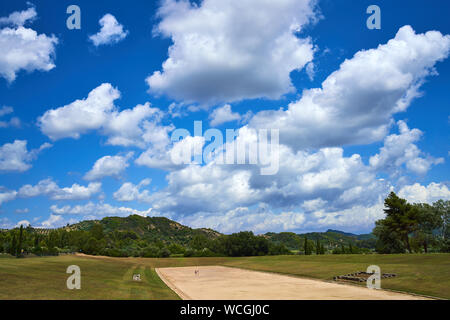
[17,225,24,257]
[316,238,320,255]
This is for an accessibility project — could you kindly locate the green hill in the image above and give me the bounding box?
[67,216,374,252]
[66,215,222,246]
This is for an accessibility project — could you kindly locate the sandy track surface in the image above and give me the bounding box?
[156,266,428,300]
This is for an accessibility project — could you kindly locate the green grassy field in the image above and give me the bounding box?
[0,253,449,299]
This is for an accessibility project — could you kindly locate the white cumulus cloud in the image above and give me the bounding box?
[84,152,134,181]
[147,0,317,105]
[0,6,37,27]
[39,83,120,140]
[0,140,51,172]
[18,179,102,200]
[249,26,450,150]
[209,104,241,126]
[50,202,152,218]
[40,214,64,228]
[0,6,58,82]
[89,14,128,46]
[0,189,17,206]
[38,83,172,149]
[398,182,450,204]
[113,179,152,202]
[0,106,21,128]
[370,120,444,175]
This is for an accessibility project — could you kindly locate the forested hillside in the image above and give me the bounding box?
[264,229,376,253]
[68,215,221,245]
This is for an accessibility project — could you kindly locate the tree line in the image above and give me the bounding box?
[0,224,292,258]
[1,193,448,258]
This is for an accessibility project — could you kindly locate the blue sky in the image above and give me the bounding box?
[0,0,449,234]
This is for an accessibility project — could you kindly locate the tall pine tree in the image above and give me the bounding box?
[382,192,419,253]
[304,236,309,255]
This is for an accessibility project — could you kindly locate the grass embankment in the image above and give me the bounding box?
[0,253,448,299]
[222,254,450,299]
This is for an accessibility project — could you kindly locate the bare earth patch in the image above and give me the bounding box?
[156,266,428,300]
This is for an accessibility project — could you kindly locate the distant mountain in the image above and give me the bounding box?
[326,229,357,237]
[325,229,375,241]
[66,215,222,246]
[264,229,376,250]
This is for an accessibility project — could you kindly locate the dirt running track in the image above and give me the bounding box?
[156,266,428,300]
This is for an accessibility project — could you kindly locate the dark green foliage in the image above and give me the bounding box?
[315,238,326,255]
[265,232,301,250]
[10,233,17,256]
[159,247,171,258]
[0,215,289,258]
[265,229,374,253]
[437,200,450,252]
[189,234,210,250]
[381,192,420,252]
[304,236,312,255]
[142,245,162,258]
[374,194,449,254]
[168,243,186,255]
[373,220,405,253]
[220,232,269,257]
[17,225,24,257]
[268,242,291,255]
[411,203,440,253]
[90,224,104,240]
